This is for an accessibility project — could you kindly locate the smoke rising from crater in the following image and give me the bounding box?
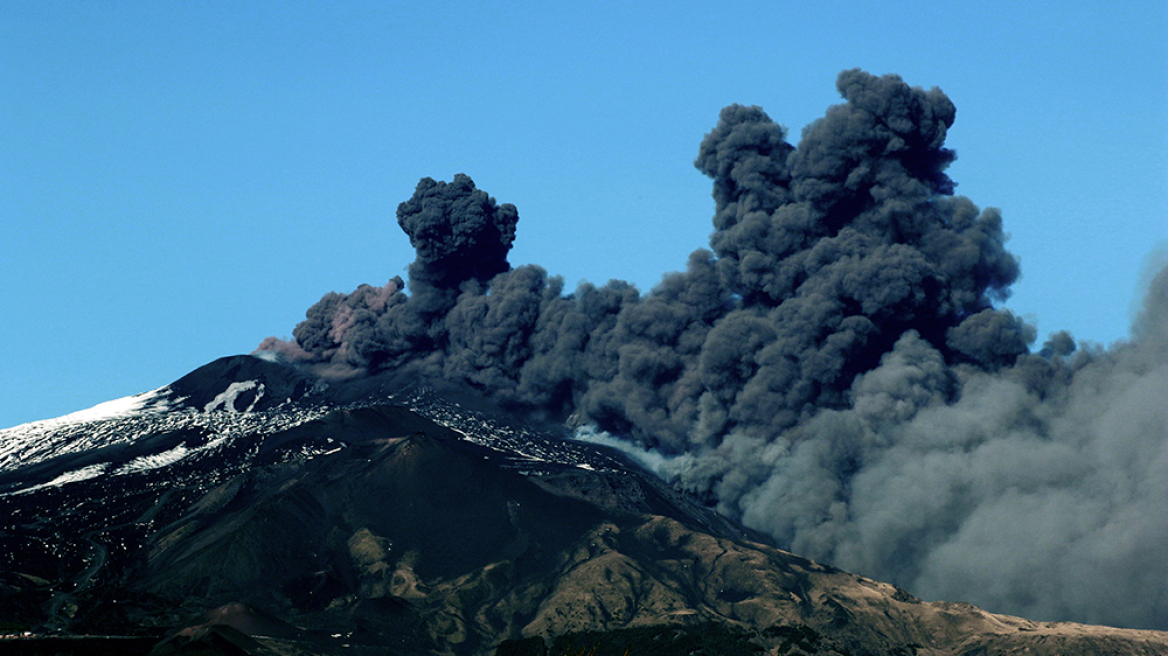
[259,69,1168,629]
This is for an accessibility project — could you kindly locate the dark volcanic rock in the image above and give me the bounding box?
[1,355,1166,656]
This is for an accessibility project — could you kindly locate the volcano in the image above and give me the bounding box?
[0,355,1165,655]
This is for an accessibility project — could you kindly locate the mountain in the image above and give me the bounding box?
[1,355,1165,655]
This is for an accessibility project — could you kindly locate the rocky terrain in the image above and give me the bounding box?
[1,355,1165,655]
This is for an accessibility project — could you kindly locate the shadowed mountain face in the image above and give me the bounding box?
[1,356,1166,656]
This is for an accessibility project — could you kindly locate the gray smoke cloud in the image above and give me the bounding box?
[259,69,1167,629]
[654,277,1168,628]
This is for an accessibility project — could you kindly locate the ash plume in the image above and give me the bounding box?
[259,69,1168,629]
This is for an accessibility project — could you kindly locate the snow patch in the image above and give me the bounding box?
[7,390,164,431]
[13,463,108,494]
[0,389,175,472]
[204,381,265,413]
[116,443,192,474]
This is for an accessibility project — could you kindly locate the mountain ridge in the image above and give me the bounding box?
[1,355,1165,655]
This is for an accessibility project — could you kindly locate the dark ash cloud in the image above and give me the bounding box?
[259,69,1168,630]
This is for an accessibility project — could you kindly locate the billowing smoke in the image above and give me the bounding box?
[259,69,1168,629]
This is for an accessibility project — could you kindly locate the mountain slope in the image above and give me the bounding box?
[1,355,1165,655]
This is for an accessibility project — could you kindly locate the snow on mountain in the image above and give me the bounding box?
[0,356,624,499]
[0,387,174,473]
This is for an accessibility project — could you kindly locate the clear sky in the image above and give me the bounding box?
[2,1,1166,429]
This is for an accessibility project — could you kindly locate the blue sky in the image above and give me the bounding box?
[2,1,1165,429]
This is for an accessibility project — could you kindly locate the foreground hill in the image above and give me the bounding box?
[1,355,1165,655]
